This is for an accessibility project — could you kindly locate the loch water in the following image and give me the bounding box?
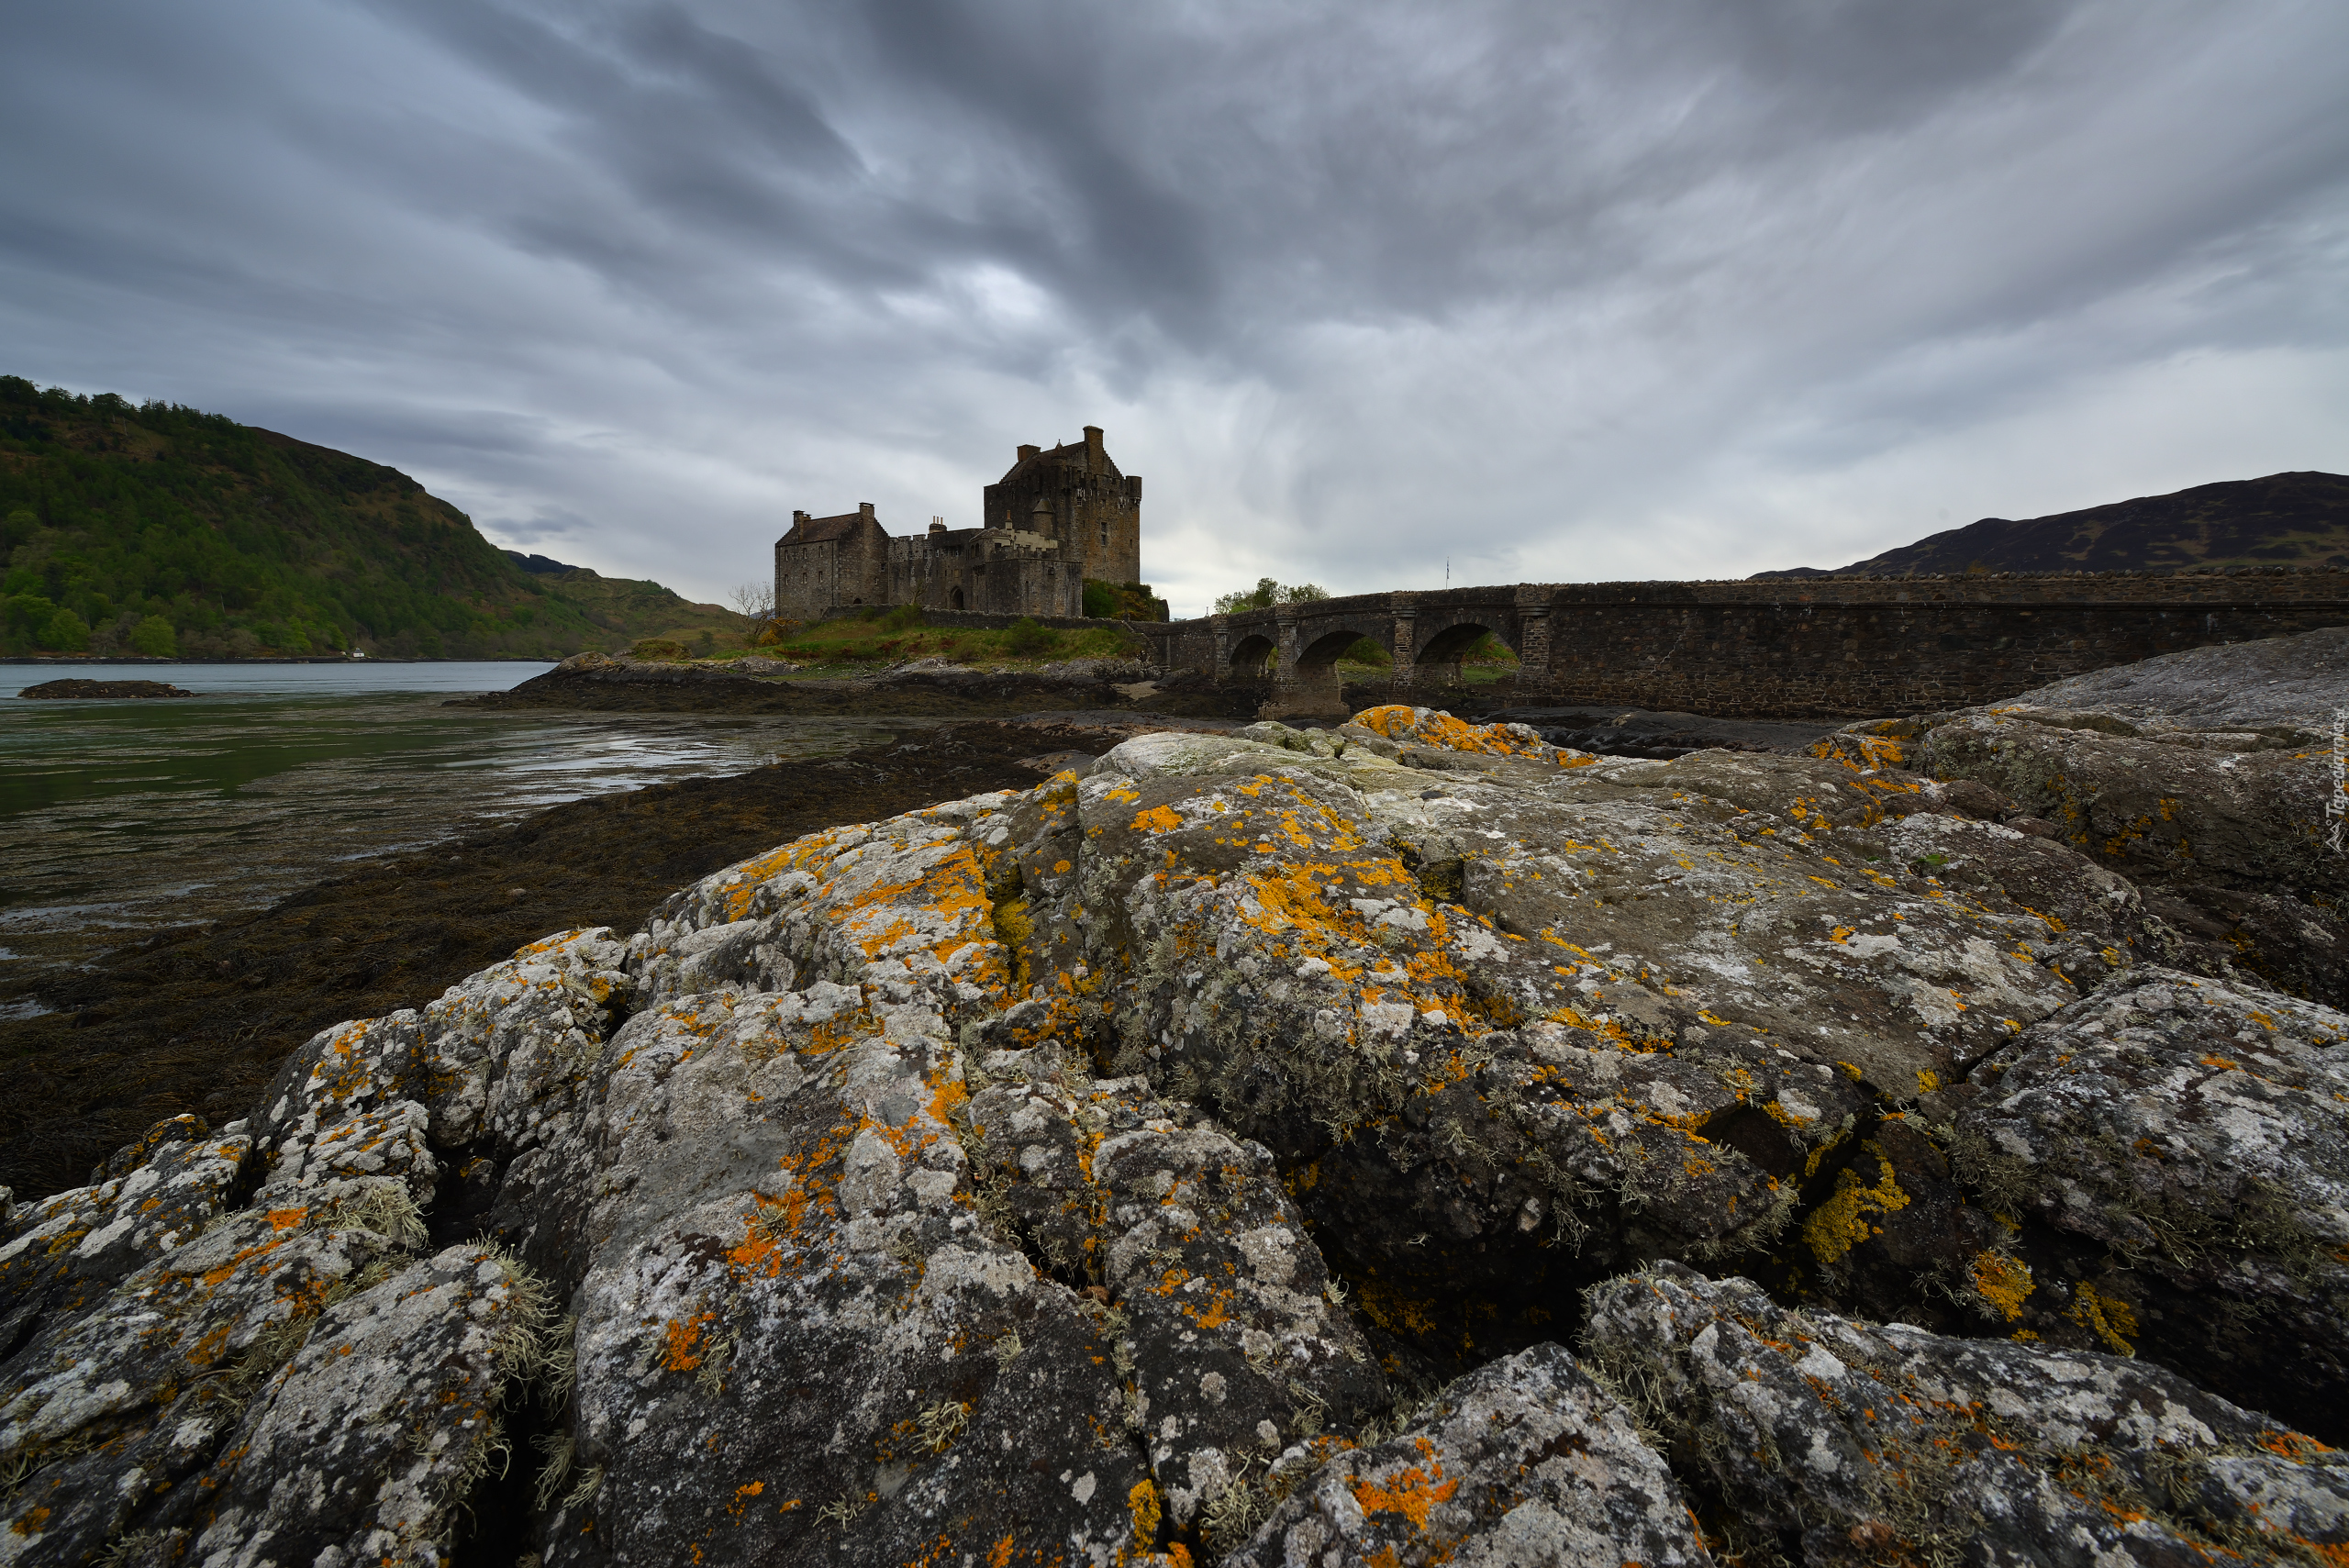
[0,662,924,1011]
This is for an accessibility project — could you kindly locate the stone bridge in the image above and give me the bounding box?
[1125,570,2349,720]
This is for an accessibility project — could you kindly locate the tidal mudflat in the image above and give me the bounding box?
[0,673,1108,1201]
[0,662,917,1002]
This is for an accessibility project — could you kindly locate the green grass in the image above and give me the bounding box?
[709,612,1150,677]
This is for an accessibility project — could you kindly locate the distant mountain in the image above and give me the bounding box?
[1752,472,2349,580]
[0,375,742,659]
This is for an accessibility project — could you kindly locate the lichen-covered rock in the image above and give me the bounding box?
[1915,627,2349,1003]
[0,1116,250,1355]
[1345,705,1600,784]
[0,929,630,1564]
[1224,1341,1710,1568]
[1287,1017,1877,1360]
[0,1195,418,1562]
[1583,1262,2349,1568]
[251,926,634,1177]
[993,717,2167,1363]
[1932,967,2349,1441]
[626,793,1023,1018]
[963,1048,1390,1530]
[186,1241,547,1568]
[1765,1110,2019,1339]
[528,995,1163,1568]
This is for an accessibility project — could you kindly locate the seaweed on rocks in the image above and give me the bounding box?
[0,720,1123,1204]
[456,651,1267,720]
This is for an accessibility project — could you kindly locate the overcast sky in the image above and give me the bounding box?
[5,1,2344,615]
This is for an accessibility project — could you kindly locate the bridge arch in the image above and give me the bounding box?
[1229,631,1277,679]
[1264,621,1397,712]
[1294,621,1394,667]
[1207,588,1554,720]
[1406,613,1520,689]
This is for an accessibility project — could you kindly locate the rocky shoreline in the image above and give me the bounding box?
[458,651,1269,719]
[5,629,2345,1566]
[458,651,1858,762]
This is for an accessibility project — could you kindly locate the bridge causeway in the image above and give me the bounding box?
[1126,569,2349,720]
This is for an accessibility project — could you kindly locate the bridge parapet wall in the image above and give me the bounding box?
[1141,568,2349,719]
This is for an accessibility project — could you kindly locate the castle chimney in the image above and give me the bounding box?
[793,509,810,523]
[859,502,874,518]
[1083,426,1103,470]
[929,517,946,536]
[1017,444,1040,462]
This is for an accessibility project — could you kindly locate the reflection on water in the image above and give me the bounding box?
[1,662,925,992]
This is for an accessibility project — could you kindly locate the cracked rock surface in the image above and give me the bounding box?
[1583,1262,2349,1568]
[1933,967,2349,1441]
[1224,1341,1711,1568]
[1902,626,2349,1002]
[5,637,2346,1566]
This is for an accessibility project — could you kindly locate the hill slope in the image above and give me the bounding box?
[0,376,742,659]
[501,550,745,651]
[1753,471,2349,579]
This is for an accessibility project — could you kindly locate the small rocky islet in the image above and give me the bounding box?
[5,629,2346,1566]
[15,679,196,700]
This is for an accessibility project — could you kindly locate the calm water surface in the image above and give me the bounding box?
[0,662,927,1007]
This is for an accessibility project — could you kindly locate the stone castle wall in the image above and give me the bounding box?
[885,528,1083,618]
[774,530,888,620]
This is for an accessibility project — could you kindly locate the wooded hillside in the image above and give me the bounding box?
[0,376,740,659]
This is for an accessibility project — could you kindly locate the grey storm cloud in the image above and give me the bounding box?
[2,0,2344,614]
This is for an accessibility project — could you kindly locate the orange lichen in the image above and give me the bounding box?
[1971,1251,2034,1321]
[2069,1284,2137,1356]
[1351,1439,1460,1529]
[662,1314,715,1372]
[1802,1152,1910,1266]
[1128,1480,1162,1551]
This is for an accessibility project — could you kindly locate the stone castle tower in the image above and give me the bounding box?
[773,426,1152,621]
[981,426,1141,586]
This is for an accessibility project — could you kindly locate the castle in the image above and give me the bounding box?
[773,425,1147,621]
